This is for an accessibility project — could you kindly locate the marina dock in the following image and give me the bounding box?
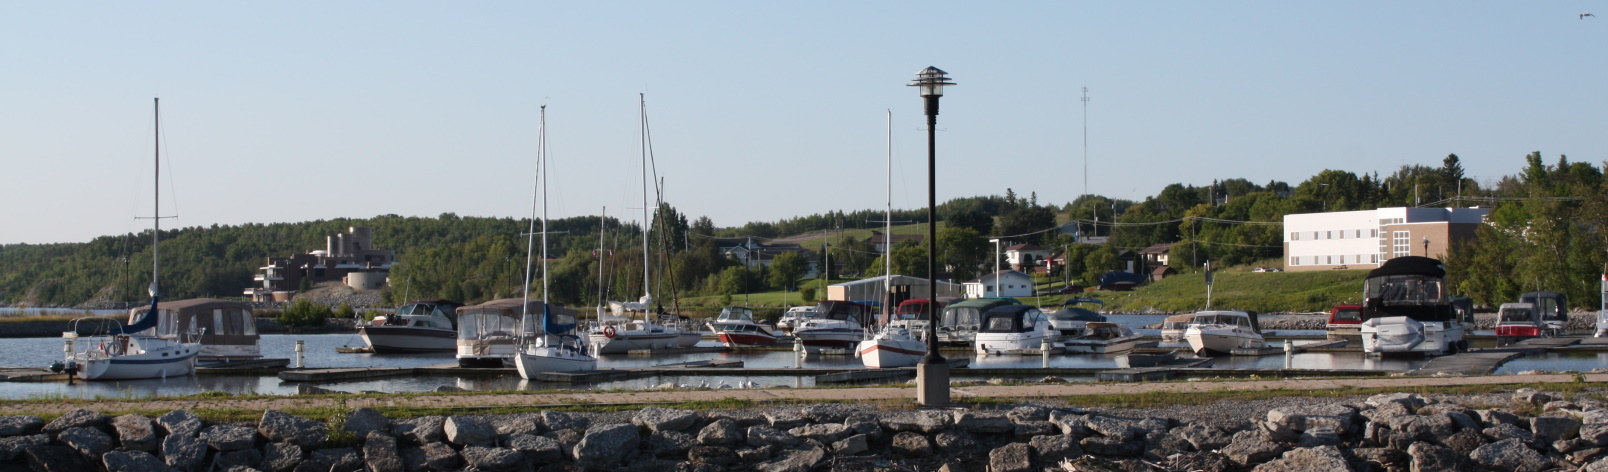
[1411,337,1581,376]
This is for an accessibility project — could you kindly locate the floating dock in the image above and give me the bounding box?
[1411,337,1580,376]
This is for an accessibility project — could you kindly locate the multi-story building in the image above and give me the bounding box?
[1282,207,1489,272]
[244,227,396,302]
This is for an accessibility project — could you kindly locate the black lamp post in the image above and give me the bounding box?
[909,66,954,407]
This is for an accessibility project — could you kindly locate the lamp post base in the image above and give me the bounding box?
[916,362,950,407]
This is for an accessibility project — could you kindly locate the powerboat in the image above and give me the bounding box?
[589,298,691,354]
[857,325,925,368]
[130,298,264,362]
[1325,304,1364,338]
[974,304,1056,356]
[1520,291,1567,337]
[63,317,201,381]
[361,299,461,353]
[708,306,780,347]
[1495,302,1542,346]
[1184,310,1265,356]
[888,299,938,341]
[455,299,526,367]
[1048,298,1105,339]
[793,301,873,352]
[1159,313,1195,344]
[938,298,1016,346]
[1358,256,1469,356]
[1062,321,1142,354]
[775,306,819,335]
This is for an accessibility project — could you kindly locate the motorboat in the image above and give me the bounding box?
[1495,302,1542,346]
[1358,256,1469,356]
[707,306,780,347]
[857,324,926,368]
[1325,304,1364,337]
[1062,321,1142,354]
[888,299,938,341]
[129,298,264,362]
[1184,310,1265,356]
[1048,298,1105,339]
[974,304,1056,355]
[775,306,819,334]
[793,300,874,352]
[938,298,1017,346]
[1159,313,1195,344]
[361,299,461,353]
[589,298,691,354]
[1520,291,1567,336]
[455,298,526,367]
[512,105,595,376]
[1116,350,1180,369]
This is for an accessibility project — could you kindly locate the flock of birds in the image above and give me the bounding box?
[655,379,765,390]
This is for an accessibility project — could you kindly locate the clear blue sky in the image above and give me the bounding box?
[4,2,1604,244]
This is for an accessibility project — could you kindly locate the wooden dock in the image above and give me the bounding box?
[1410,337,1580,376]
[0,367,67,382]
[278,367,411,382]
[814,359,971,385]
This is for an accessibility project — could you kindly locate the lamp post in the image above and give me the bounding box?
[1423,237,1430,258]
[989,238,1002,297]
[910,66,954,408]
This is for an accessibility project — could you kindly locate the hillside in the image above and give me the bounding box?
[1091,268,1367,313]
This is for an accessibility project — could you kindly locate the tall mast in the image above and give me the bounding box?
[149,97,161,308]
[639,93,651,302]
[1081,86,1089,204]
[884,110,892,318]
[597,207,607,312]
[520,106,545,320]
[540,106,550,305]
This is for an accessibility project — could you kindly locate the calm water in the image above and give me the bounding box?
[0,307,125,317]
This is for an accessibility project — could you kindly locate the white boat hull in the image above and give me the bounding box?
[857,333,925,369]
[361,326,458,353]
[1360,316,1464,355]
[514,346,596,378]
[1063,335,1143,354]
[589,332,685,354]
[1185,328,1265,356]
[975,332,1055,356]
[793,321,866,352]
[74,337,202,380]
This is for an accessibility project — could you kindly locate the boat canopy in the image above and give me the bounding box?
[1190,310,1260,333]
[129,298,256,345]
[393,299,461,328]
[890,299,937,323]
[1498,303,1538,324]
[1365,256,1445,279]
[717,307,755,322]
[1520,291,1567,323]
[979,305,1045,333]
[456,298,578,339]
[815,300,875,325]
[942,298,1016,329]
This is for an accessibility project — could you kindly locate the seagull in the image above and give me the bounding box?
[1583,13,1596,19]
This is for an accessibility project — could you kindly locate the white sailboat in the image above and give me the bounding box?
[515,105,596,377]
[62,98,202,380]
[860,110,925,368]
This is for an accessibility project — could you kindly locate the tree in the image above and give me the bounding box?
[994,204,1056,244]
[766,251,807,290]
[1081,246,1118,285]
[936,227,988,282]
[944,208,993,234]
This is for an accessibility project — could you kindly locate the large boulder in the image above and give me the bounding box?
[934,430,980,452]
[1222,430,1284,467]
[362,432,404,472]
[1469,438,1549,472]
[0,416,43,437]
[43,409,110,435]
[1484,423,1537,444]
[58,426,114,458]
[953,411,1014,434]
[0,434,48,461]
[1407,442,1458,472]
[1008,406,1051,423]
[988,442,1032,472]
[103,450,176,472]
[1083,415,1144,441]
[460,446,522,472]
[688,446,738,466]
[260,443,303,472]
[401,443,461,472]
[259,410,326,448]
[800,404,852,424]
[506,433,564,463]
[539,411,588,433]
[881,411,950,434]
[157,410,203,438]
[161,434,207,472]
[787,423,851,443]
[833,434,869,456]
[1253,446,1351,472]
[201,425,258,451]
[746,426,800,448]
[1030,434,1082,465]
[891,431,933,458]
[1532,416,1581,443]
[490,413,542,437]
[1366,393,1427,410]
[634,407,698,433]
[1385,414,1457,442]
[763,411,807,430]
[390,416,445,445]
[755,446,826,472]
[113,414,160,452]
[1476,409,1525,428]
[1442,428,1490,458]
[311,448,362,472]
[647,430,696,458]
[697,418,742,446]
[214,449,262,471]
[443,416,494,447]
[1173,423,1232,451]
[572,423,640,470]
[1013,421,1058,439]
[1079,436,1142,457]
[26,445,99,472]
[1350,447,1409,472]
[1266,404,1355,435]
[342,408,389,438]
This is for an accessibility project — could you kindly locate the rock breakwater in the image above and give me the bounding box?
[4,387,1607,471]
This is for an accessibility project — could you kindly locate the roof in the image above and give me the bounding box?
[945,298,1018,311]
[134,298,251,314]
[1138,242,1176,255]
[1366,256,1445,279]
[1004,243,1045,252]
[964,270,1034,284]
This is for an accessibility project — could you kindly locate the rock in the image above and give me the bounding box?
[934,430,980,452]
[539,412,588,432]
[1544,400,1580,413]
[1477,409,1525,428]
[844,414,883,442]
[1574,447,1605,464]
[442,416,494,447]
[1585,423,1608,446]
[58,426,113,458]
[311,448,363,472]
[1080,436,1142,457]
[1417,402,1471,417]
[1253,446,1350,472]
[1442,428,1489,457]
[635,407,698,433]
[1513,388,1554,406]
[507,433,564,463]
[224,467,261,472]
[461,446,522,471]
[103,450,176,472]
[1361,402,1412,423]
[891,431,933,458]
[292,461,331,472]
[1367,392,1427,410]
[698,418,742,446]
[202,424,258,451]
[1587,457,1608,472]
[1407,442,1458,472]
[880,411,950,434]
[832,434,868,456]
[1469,437,1549,472]
[648,430,696,458]
[787,423,851,443]
[1585,409,1608,425]
[43,408,110,436]
[800,404,851,423]
[745,426,800,448]
[572,423,639,470]
[1385,413,1456,442]
[1222,430,1284,467]
[25,445,99,472]
[1013,421,1057,439]
[260,443,303,472]
[1084,415,1144,441]
[1350,447,1408,472]
[113,414,160,452]
[1484,423,1537,444]
[1030,434,1082,464]
[391,416,445,445]
[952,411,1014,434]
[1160,451,1236,472]
[0,434,47,461]
[362,431,404,472]
[216,449,263,470]
[1050,411,1092,437]
[763,411,807,430]
[343,408,389,437]
[161,434,207,472]
[987,442,1032,472]
[1532,415,1581,443]
[1173,423,1233,451]
[1266,404,1355,435]
[157,410,203,438]
[492,413,542,437]
[755,445,826,472]
[1008,406,1050,423]
[259,410,326,448]
[0,416,43,437]
[688,446,737,466]
[1445,411,1481,431]
[1296,426,1341,448]
[1557,438,1587,454]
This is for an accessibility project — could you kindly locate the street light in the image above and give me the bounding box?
[1423,237,1430,258]
[989,238,1002,297]
[909,66,954,408]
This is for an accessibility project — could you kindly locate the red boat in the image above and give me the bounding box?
[707,307,780,347]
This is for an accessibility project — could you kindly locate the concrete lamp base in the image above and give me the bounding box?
[915,362,950,407]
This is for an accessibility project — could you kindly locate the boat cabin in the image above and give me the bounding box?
[1328,304,1364,326]
[979,305,1048,334]
[375,299,460,330]
[1496,302,1542,343]
[1160,314,1195,332]
[1362,256,1454,322]
[455,298,577,367]
[716,307,756,323]
[1190,311,1260,333]
[128,298,258,361]
[814,301,875,325]
[1520,291,1567,332]
[885,299,938,324]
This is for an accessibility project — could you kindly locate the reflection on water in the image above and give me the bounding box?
[1493,351,1608,375]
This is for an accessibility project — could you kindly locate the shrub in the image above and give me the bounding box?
[801,287,817,304]
[277,299,331,327]
[335,303,356,319]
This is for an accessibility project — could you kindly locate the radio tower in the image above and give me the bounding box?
[1082,87,1090,202]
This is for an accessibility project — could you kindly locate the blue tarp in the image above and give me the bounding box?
[1097,271,1147,289]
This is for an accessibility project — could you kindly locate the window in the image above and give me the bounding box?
[1327,231,1333,239]
[1326,255,1332,264]
[1372,254,1379,263]
[1290,256,1299,266]
[1291,232,1299,241]
[1356,230,1362,238]
[1371,229,1377,237]
[1392,231,1411,258]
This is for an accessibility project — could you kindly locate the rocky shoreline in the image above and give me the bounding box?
[4,387,1607,472]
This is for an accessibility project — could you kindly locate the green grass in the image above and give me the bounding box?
[1066,268,1368,313]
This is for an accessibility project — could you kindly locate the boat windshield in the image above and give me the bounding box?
[457,313,518,340]
[894,303,928,321]
[1332,308,1362,322]
[943,307,981,327]
[1500,307,1535,323]
[719,308,754,322]
[1366,275,1446,305]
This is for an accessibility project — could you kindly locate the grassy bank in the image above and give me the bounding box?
[1089,268,1367,313]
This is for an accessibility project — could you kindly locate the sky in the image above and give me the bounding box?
[4,2,1605,245]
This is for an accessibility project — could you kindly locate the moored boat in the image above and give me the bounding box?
[1062,321,1142,354]
[129,298,264,362]
[455,299,525,367]
[974,304,1055,355]
[938,298,1016,346]
[361,299,461,353]
[857,325,925,368]
[1048,298,1105,339]
[1358,256,1469,356]
[1494,302,1543,346]
[708,307,780,347]
[794,301,873,352]
[1159,313,1195,344]
[1184,310,1265,356]
[776,306,819,335]
[1325,304,1364,338]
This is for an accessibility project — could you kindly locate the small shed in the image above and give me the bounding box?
[827,275,963,303]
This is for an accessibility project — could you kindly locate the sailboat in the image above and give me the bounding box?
[62,98,203,380]
[514,105,596,377]
[588,94,696,354]
[859,110,926,368]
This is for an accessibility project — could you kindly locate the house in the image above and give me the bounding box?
[244,227,396,302]
[868,231,923,253]
[1004,243,1051,272]
[715,237,813,275]
[1282,207,1490,272]
[1138,242,1175,270]
[963,270,1036,298]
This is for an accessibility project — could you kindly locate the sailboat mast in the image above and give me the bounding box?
[883,110,892,319]
[639,94,651,302]
[597,207,607,311]
[541,106,551,305]
[520,106,545,320]
[149,97,161,308]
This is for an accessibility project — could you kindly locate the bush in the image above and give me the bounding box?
[801,287,817,304]
[335,303,356,319]
[277,299,331,327]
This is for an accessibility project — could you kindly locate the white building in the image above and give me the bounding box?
[1282,207,1489,272]
[963,270,1036,298]
[826,275,963,302]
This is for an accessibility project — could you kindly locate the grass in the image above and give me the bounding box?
[1027,267,1369,313]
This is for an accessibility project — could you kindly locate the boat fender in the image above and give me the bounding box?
[603,326,617,338]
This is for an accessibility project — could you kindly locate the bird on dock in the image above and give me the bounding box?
[716,380,733,389]
[1583,13,1596,19]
